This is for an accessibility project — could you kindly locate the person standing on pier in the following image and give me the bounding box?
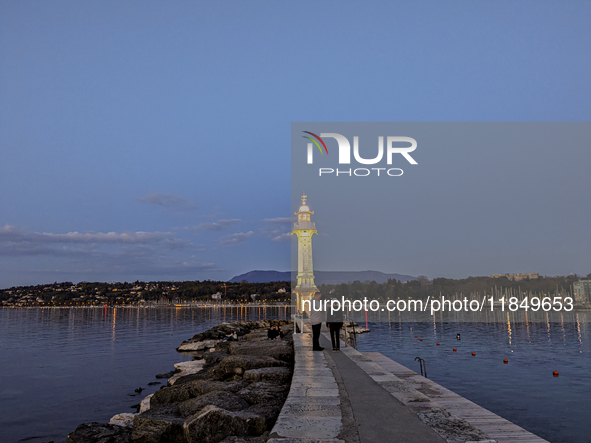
[310,291,325,351]
[326,300,344,351]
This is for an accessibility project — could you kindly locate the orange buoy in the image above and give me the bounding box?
[471,352,476,356]
[419,338,423,341]
[503,359,508,364]
[553,371,559,377]
[453,348,457,352]
[436,343,440,346]
[415,335,418,338]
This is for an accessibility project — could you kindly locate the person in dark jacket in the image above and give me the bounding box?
[326,300,344,351]
[309,291,325,351]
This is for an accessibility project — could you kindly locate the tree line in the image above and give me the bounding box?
[319,274,589,301]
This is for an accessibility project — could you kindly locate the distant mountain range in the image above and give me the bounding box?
[228,270,416,284]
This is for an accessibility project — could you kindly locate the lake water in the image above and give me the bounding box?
[1,307,589,443]
[354,310,591,443]
[0,306,291,443]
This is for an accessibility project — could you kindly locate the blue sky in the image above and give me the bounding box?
[1,2,590,287]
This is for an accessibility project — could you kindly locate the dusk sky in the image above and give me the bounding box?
[1,2,590,287]
[291,123,590,281]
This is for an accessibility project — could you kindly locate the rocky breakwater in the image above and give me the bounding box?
[66,320,293,443]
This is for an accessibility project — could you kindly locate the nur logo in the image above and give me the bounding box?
[302,131,418,177]
[301,131,328,157]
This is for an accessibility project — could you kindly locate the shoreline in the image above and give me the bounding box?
[0,303,293,309]
[4,304,591,314]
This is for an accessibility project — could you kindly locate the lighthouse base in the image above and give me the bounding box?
[293,288,318,314]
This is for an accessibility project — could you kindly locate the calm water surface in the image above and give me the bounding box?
[0,306,291,443]
[354,310,591,443]
[2,307,589,443]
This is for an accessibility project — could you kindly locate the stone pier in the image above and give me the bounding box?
[270,327,550,443]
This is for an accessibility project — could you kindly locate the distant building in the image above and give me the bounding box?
[490,273,539,281]
[211,292,222,300]
[573,280,591,305]
[278,288,286,293]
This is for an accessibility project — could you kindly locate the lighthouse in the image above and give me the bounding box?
[292,192,318,313]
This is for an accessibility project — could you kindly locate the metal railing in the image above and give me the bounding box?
[343,316,358,350]
[415,357,428,378]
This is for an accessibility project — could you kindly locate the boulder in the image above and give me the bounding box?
[214,340,234,352]
[227,341,294,362]
[109,412,136,427]
[183,405,266,443]
[245,402,283,430]
[174,360,206,371]
[132,404,185,443]
[151,383,195,406]
[204,351,229,366]
[220,355,288,376]
[206,364,227,381]
[156,369,180,379]
[151,380,248,406]
[237,382,289,405]
[171,371,210,386]
[139,393,153,413]
[242,367,292,384]
[243,332,268,341]
[177,339,220,352]
[136,403,181,417]
[168,360,205,386]
[65,422,132,443]
[178,391,249,417]
[190,379,249,396]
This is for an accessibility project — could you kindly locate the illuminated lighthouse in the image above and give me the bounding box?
[292,192,318,312]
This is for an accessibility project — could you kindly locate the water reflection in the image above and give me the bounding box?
[576,313,582,352]
[112,307,117,344]
[560,314,566,345]
[503,312,510,345]
[525,311,531,344]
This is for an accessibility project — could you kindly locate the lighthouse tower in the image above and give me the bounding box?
[292,192,318,312]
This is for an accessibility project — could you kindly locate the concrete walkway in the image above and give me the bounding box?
[269,331,344,443]
[270,329,446,443]
[271,327,550,442]
[319,333,446,443]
